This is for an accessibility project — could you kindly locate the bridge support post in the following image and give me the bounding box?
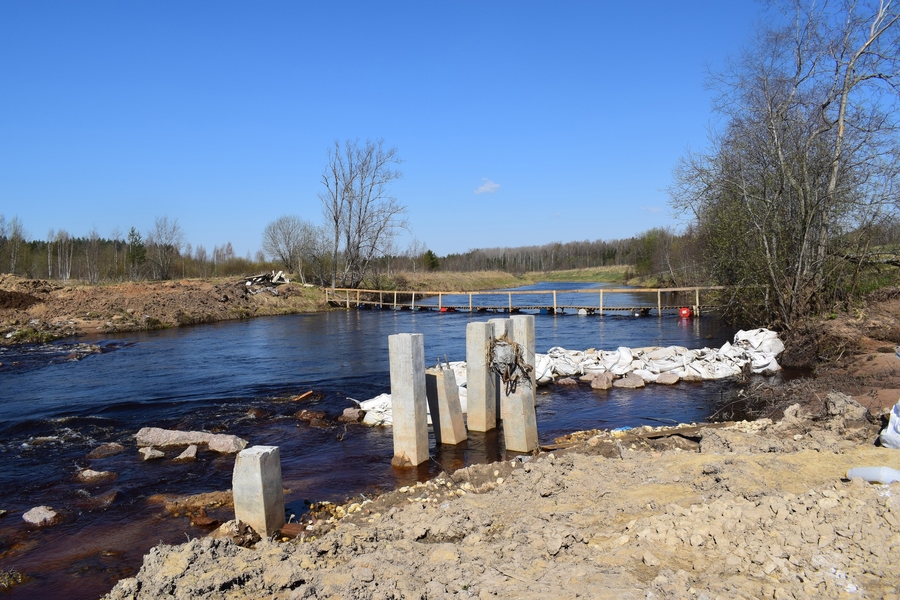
[489,318,511,420]
[425,364,467,445]
[466,321,496,432]
[388,333,429,467]
[511,315,537,406]
[498,314,538,454]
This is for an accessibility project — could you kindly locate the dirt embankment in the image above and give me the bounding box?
[0,275,326,343]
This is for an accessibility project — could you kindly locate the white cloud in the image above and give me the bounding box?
[474,178,500,194]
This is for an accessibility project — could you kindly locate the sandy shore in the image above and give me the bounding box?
[102,391,900,599]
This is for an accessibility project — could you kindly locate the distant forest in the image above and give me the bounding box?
[0,211,715,286]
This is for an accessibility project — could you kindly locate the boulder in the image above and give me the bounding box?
[613,373,646,389]
[295,409,326,421]
[209,519,260,547]
[655,372,680,385]
[76,469,116,483]
[86,442,125,459]
[590,372,615,390]
[23,506,60,526]
[555,377,579,386]
[135,427,247,454]
[337,408,364,423]
[139,447,165,460]
[174,445,198,462]
[825,392,868,421]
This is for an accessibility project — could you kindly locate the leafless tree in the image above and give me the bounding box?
[670,0,900,328]
[7,216,25,274]
[56,229,73,282]
[262,215,318,282]
[147,216,185,280]
[320,139,406,287]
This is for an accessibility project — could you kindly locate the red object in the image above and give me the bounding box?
[679,307,693,318]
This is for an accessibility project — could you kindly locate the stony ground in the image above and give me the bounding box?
[0,274,324,343]
[103,392,900,600]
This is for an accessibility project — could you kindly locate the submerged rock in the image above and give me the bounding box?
[76,469,116,483]
[86,442,125,459]
[23,506,60,527]
[135,427,247,454]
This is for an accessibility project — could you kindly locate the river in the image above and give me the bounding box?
[0,282,743,599]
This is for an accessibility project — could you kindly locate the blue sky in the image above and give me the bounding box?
[1,1,764,259]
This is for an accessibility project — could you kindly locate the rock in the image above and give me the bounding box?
[296,409,327,421]
[590,372,615,390]
[338,408,364,423]
[308,418,331,429]
[642,551,661,567]
[173,445,198,462]
[23,506,60,526]
[825,392,868,421]
[73,491,121,510]
[656,372,680,385]
[135,427,247,454]
[139,447,165,460]
[209,519,260,547]
[555,377,579,386]
[246,407,271,419]
[76,469,116,483]
[86,442,125,459]
[613,373,646,389]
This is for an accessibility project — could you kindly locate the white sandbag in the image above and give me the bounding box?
[880,401,900,449]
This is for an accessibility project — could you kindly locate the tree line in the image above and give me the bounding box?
[0,214,271,282]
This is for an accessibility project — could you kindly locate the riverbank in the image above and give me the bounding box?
[103,390,900,599]
[0,275,325,344]
[97,289,900,599]
[0,271,539,345]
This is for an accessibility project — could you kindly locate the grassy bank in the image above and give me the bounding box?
[524,266,630,284]
[364,267,632,292]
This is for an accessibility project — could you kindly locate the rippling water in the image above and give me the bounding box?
[0,282,742,599]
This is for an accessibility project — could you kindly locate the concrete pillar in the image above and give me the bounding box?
[502,315,539,454]
[425,365,467,445]
[232,445,285,537]
[489,318,512,420]
[388,333,429,467]
[465,321,496,432]
[510,315,536,389]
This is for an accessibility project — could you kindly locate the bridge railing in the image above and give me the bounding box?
[324,286,727,316]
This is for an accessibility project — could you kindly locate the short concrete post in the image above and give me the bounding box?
[489,318,512,420]
[425,365,467,445]
[466,321,496,432]
[232,445,285,537]
[388,333,429,467]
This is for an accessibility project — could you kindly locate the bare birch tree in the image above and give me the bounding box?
[147,216,185,280]
[319,139,406,288]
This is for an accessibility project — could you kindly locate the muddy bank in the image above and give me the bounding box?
[99,390,900,600]
[0,275,325,344]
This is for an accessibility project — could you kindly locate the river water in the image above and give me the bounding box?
[0,283,742,599]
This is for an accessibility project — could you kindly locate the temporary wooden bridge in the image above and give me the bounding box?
[325,286,726,316]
